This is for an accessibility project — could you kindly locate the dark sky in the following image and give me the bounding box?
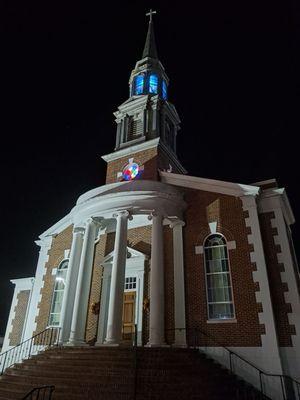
[1,0,299,335]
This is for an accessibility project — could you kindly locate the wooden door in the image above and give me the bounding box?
[122,292,136,341]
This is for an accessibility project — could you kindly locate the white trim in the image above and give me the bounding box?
[23,236,53,340]
[38,214,72,240]
[267,205,300,379]
[240,195,283,374]
[101,138,160,163]
[160,171,260,197]
[208,222,217,234]
[195,240,236,254]
[195,245,203,255]
[258,187,295,226]
[251,178,277,187]
[1,278,34,354]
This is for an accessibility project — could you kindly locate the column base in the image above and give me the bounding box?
[102,338,121,346]
[66,339,88,347]
[173,343,187,348]
[145,342,169,348]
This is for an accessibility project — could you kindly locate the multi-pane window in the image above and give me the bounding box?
[125,277,137,290]
[149,74,158,94]
[134,75,144,95]
[48,260,68,327]
[204,234,235,320]
[162,80,167,100]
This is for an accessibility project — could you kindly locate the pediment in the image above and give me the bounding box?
[102,246,147,264]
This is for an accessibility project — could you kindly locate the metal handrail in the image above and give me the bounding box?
[0,327,60,375]
[169,327,300,400]
[133,324,138,400]
[22,385,55,400]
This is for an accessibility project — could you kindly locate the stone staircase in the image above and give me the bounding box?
[0,346,263,400]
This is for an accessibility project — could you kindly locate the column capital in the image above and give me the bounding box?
[73,226,85,235]
[148,211,163,221]
[166,218,185,229]
[112,210,133,220]
[85,217,103,227]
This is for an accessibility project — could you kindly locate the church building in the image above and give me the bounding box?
[1,11,300,398]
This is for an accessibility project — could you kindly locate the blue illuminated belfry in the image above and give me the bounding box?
[114,10,179,154]
[149,74,158,94]
[129,12,169,100]
[133,73,167,99]
[134,75,144,95]
[162,80,167,100]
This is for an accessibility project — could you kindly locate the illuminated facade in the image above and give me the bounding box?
[2,12,300,398]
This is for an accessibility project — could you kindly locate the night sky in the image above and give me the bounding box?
[1,0,299,335]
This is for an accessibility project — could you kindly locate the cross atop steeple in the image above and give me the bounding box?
[142,9,158,59]
[146,9,157,23]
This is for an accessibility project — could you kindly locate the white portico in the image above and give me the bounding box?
[58,180,187,347]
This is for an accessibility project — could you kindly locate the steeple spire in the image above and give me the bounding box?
[142,9,158,59]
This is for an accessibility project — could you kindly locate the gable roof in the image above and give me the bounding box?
[159,171,260,197]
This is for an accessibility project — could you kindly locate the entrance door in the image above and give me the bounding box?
[122,292,136,341]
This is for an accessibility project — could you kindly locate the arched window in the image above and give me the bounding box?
[48,260,69,326]
[149,74,158,94]
[162,80,167,100]
[204,234,235,320]
[134,75,144,95]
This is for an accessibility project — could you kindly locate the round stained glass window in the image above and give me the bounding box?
[122,162,140,181]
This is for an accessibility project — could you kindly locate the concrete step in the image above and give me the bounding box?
[3,368,233,386]
[8,363,227,380]
[8,364,134,377]
[24,358,133,368]
[0,346,260,400]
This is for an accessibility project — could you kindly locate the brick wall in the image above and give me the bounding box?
[183,188,264,347]
[106,147,158,184]
[164,226,175,344]
[85,234,107,343]
[105,144,183,185]
[259,212,296,346]
[9,290,30,346]
[34,225,73,335]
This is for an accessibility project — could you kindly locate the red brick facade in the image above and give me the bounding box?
[34,225,73,335]
[105,144,184,184]
[183,188,264,347]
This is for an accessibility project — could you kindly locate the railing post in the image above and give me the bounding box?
[259,371,263,396]
[56,328,61,346]
[49,328,54,347]
[280,376,286,400]
[133,324,138,400]
[1,352,8,375]
[29,337,33,358]
[229,352,233,373]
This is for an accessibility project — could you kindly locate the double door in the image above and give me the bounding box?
[122,291,136,341]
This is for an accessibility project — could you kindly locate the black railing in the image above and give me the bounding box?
[133,324,138,400]
[22,385,55,400]
[0,327,60,375]
[169,327,300,400]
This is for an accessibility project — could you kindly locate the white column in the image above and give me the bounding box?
[105,210,130,345]
[68,218,97,345]
[60,226,85,344]
[148,213,165,346]
[170,219,186,346]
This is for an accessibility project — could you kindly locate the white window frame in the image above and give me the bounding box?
[48,259,69,328]
[204,233,236,322]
